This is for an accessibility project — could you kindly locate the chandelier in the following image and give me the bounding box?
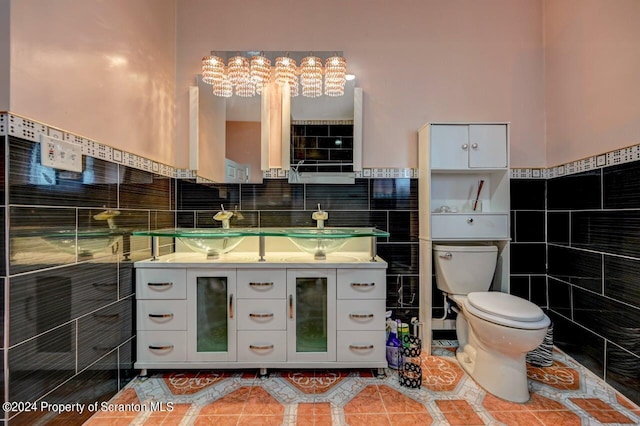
[201,52,347,98]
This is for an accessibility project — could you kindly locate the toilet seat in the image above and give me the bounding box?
[458,292,550,330]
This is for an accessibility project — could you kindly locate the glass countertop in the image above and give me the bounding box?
[132,227,389,239]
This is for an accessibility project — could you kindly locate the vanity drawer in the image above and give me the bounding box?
[431,213,508,240]
[136,269,186,299]
[237,299,286,330]
[137,300,187,331]
[337,299,386,331]
[337,331,386,363]
[137,330,187,362]
[237,269,286,299]
[237,331,286,362]
[337,269,386,299]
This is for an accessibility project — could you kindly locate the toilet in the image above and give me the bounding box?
[433,244,550,403]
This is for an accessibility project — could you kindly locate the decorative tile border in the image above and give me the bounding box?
[513,142,640,179]
[5,112,638,182]
[0,112,183,179]
[291,120,353,125]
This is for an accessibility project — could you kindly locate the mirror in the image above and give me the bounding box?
[190,51,361,184]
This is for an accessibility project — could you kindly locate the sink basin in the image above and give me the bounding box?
[174,228,251,259]
[280,228,367,260]
[44,229,122,258]
[133,227,389,260]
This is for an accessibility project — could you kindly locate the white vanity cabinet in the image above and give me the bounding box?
[419,122,511,351]
[134,257,387,371]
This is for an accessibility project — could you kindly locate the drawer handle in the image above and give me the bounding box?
[149,344,174,350]
[249,282,274,288]
[249,344,275,351]
[289,295,293,319]
[466,218,474,224]
[351,282,375,288]
[349,344,374,350]
[229,293,234,319]
[149,313,174,319]
[249,313,274,318]
[349,313,375,319]
[148,282,173,288]
[439,252,452,260]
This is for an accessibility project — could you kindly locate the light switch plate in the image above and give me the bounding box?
[40,134,83,172]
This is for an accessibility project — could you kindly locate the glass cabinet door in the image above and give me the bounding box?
[187,269,236,361]
[287,269,336,362]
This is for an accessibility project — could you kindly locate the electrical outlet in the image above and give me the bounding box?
[40,134,83,172]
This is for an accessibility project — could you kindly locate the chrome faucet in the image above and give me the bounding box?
[93,208,121,230]
[312,203,328,229]
[213,204,234,229]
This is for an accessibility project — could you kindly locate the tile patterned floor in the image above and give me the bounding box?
[83,344,640,425]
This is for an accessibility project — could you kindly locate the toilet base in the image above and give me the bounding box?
[455,343,531,403]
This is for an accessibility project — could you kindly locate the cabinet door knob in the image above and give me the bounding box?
[461,144,469,150]
[471,143,478,149]
[467,218,474,224]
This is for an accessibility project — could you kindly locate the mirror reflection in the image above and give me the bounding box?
[195,51,359,184]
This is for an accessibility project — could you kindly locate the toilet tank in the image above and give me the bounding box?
[433,244,498,295]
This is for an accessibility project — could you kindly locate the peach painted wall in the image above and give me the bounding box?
[226,121,262,183]
[9,0,177,166]
[544,0,640,167]
[0,0,10,111]
[175,0,546,169]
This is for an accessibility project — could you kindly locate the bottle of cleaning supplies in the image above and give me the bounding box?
[399,322,410,348]
[386,321,402,369]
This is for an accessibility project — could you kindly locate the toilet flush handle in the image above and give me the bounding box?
[439,252,452,259]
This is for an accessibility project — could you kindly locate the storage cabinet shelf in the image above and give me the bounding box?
[419,122,511,352]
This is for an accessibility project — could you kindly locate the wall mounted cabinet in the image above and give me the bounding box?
[418,123,511,352]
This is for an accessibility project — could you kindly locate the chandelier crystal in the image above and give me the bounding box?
[275,55,298,96]
[300,55,323,98]
[201,52,348,98]
[250,54,271,94]
[212,74,232,97]
[324,55,347,96]
[202,54,225,85]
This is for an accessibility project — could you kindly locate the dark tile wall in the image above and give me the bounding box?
[509,179,547,307]
[547,164,640,404]
[291,124,354,172]
[177,178,420,323]
[2,136,174,422]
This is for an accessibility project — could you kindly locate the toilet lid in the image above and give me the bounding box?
[467,292,545,322]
